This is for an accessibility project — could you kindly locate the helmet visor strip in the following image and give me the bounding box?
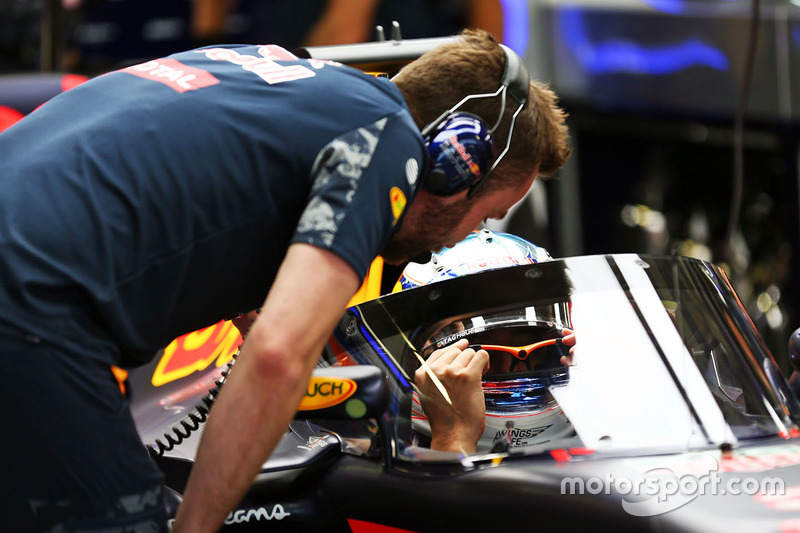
[468,338,564,376]
[420,323,569,380]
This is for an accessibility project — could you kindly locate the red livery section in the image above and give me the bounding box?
[347,519,418,533]
[151,320,241,386]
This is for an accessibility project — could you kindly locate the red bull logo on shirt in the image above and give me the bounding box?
[390,187,406,225]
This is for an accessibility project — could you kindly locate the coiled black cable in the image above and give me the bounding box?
[147,351,239,457]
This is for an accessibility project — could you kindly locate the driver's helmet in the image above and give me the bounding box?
[403,230,574,452]
[397,228,552,290]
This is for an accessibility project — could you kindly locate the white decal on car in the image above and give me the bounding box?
[224,505,291,524]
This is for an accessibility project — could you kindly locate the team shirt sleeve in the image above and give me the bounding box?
[291,110,426,281]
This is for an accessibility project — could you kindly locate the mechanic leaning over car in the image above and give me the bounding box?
[0,29,570,532]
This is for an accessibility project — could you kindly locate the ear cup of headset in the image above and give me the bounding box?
[423,112,494,196]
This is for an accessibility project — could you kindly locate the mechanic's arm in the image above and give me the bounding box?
[415,339,489,454]
[172,243,360,533]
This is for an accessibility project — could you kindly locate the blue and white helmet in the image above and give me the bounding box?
[398,228,553,290]
[405,230,575,453]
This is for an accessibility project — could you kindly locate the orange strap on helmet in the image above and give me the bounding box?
[477,338,560,360]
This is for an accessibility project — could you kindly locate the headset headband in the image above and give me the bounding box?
[421,45,529,139]
[499,44,529,107]
[466,45,530,198]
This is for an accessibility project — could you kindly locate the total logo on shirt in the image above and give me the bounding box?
[122,58,220,93]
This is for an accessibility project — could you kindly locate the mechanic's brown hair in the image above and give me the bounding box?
[393,29,571,196]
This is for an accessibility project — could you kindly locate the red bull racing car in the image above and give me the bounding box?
[128,253,800,532]
[11,31,799,533]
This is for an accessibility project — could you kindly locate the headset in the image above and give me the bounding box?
[421,44,531,199]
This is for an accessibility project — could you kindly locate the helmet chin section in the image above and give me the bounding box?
[480,404,574,452]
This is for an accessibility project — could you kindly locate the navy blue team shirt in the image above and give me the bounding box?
[0,44,425,366]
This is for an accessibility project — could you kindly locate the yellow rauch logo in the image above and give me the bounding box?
[299,377,357,410]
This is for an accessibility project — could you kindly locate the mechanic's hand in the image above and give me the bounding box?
[414,338,489,454]
[561,328,576,365]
